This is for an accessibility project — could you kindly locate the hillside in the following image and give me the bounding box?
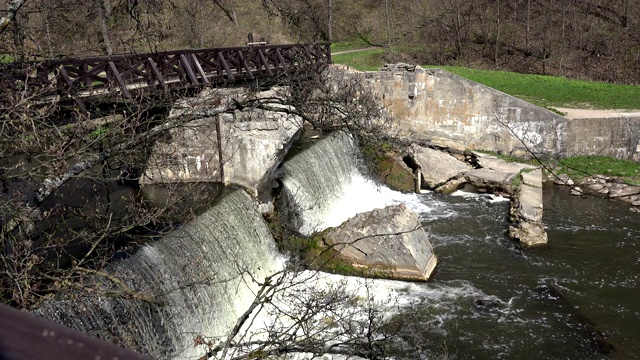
[2,0,640,84]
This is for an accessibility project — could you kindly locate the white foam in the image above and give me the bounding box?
[225,270,495,359]
[451,189,511,203]
[322,174,435,230]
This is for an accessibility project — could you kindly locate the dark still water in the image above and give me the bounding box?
[396,183,639,360]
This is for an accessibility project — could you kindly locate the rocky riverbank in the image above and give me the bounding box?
[377,145,548,247]
[556,174,640,212]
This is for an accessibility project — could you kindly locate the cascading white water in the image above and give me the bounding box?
[35,190,282,359]
[281,132,433,235]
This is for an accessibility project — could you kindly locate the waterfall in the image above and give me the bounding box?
[35,189,282,359]
[281,132,434,235]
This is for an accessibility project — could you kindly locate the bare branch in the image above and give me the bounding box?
[212,0,238,27]
[0,0,27,35]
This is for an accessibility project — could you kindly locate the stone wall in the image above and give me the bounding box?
[364,66,640,161]
[142,90,303,197]
[563,117,640,161]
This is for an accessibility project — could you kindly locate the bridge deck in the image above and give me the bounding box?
[0,43,331,100]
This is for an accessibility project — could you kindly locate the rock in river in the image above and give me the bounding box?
[324,204,437,281]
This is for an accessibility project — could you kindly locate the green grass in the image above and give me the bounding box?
[0,54,15,63]
[332,49,640,109]
[89,126,109,139]
[555,155,640,185]
[423,66,640,110]
[331,39,372,53]
[332,48,385,71]
[473,150,539,165]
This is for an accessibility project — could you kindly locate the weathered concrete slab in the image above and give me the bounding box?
[517,185,543,222]
[509,168,547,247]
[563,117,640,162]
[408,144,470,188]
[522,169,543,188]
[324,204,437,281]
[473,152,538,174]
[436,176,467,194]
[464,168,516,194]
[366,67,566,159]
[142,91,303,197]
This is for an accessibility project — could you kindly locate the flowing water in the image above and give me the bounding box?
[280,133,640,359]
[280,132,435,235]
[33,131,640,360]
[385,185,640,359]
[36,189,283,359]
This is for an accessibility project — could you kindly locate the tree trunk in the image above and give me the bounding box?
[495,0,501,64]
[623,0,630,83]
[44,8,54,57]
[96,0,113,55]
[454,0,462,58]
[328,0,332,42]
[12,10,25,61]
[103,0,112,17]
[213,0,238,27]
[386,0,391,47]
[0,0,27,35]
[525,0,531,51]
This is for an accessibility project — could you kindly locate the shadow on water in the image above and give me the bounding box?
[22,174,225,271]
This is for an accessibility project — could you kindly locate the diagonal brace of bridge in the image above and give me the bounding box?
[0,43,331,100]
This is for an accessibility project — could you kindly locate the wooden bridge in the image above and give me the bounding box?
[0,43,331,101]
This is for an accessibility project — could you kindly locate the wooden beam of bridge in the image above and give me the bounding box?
[0,43,331,100]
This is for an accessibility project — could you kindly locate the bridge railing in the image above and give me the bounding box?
[0,43,331,100]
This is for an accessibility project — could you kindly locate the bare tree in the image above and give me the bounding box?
[0,85,228,307]
[212,0,238,27]
[95,0,113,55]
[261,0,331,41]
[0,0,27,35]
[196,269,400,359]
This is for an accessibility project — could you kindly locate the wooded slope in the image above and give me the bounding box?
[1,0,639,83]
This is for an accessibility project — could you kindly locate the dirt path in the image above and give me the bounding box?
[332,47,379,55]
[552,107,640,119]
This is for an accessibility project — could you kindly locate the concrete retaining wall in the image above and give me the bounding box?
[365,66,640,161]
[564,117,640,161]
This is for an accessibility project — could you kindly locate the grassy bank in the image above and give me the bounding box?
[554,156,640,185]
[329,48,640,109]
[425,66,640,110]
[331,47,385,71]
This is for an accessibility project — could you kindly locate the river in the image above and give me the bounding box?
[32,132,640,359]
[390,183,639,359]
[278,132,640,359]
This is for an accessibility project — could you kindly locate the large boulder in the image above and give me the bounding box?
[375,154,416,193]
[324,204,437,281]
[408,144,470,188]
